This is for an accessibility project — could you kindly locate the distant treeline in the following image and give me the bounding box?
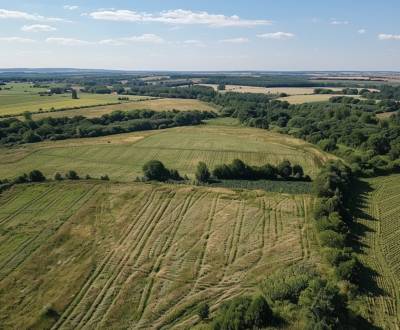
[0,109,215,145]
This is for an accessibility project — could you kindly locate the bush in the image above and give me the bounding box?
[212,296,273,330]
[196,162,210,182]
[28,170,46,182]
[319,230,346,249]
[66,170,79,180]
[143,160,171,181]
[54,172,63,181]
[100,175,110,181]
[197,302,210,320]
[277,160,293,179]
[169,169,183,181]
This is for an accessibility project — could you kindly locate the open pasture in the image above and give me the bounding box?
[199,84,342,95]
[0,82,139,117]
[0,181,316,329]
[278,94,345,104]
[353,175,400,328]
[30,98,218,120]
[0,124,334,181]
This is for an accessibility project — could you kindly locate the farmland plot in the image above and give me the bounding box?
[0,182,316,329]
[353,175,400,328]
[0,125,334,181]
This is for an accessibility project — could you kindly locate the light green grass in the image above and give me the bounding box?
[0,124,335,181]
[0,181,317,329]
[0,82,133,116]
[352,175,400,328]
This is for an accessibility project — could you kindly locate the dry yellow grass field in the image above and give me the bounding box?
[0,181,317,329]
[199,84,342,95]
[278,94,344,104]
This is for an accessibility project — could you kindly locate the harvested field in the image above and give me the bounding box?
[0,124,335,181]
[0,181,317,329]
[353,175,400,328]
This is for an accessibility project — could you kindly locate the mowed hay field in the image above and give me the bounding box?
[200,84,342,95]
[0,181,317,329]
[0,124,335,181]
[0,83,132,117]
[31,98,218,120]
[278,94,344,104]
[353,175,400,328]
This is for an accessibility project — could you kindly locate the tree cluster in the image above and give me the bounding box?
[212,159,309,181]
[0,109,215,145]
[142,160,182,182]
[313,161,361,284]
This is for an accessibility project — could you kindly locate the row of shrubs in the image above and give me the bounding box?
[212,159,310,181]
[0,170,110,188]
[313,161,361,284]
[141,159,310,184]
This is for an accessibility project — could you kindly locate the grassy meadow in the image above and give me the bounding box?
[352,175,400,328]
[0,82,144,117]
[0,124,335,181]
[0,181,317,329]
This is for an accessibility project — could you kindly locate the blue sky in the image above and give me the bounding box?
[0,0,399,70]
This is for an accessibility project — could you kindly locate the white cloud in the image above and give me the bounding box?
[21,24,57,32]
[98,39,126,46]
[122,34,164,43]
[98,34,165,46]
[257,32,295,40]
[358,29,366,34]
[379,34,400,40]
[0,36,36,43]
[330,19,349,25]
[220,37,249,43]
[63,5,79,10]
[0,8,67,22]
[89,9,272,27]
[183,39,205,47]
[46,37,92,46]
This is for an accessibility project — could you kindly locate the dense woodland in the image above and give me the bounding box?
[0,109,215,145]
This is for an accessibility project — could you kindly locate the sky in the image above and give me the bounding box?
[0,0,399,71]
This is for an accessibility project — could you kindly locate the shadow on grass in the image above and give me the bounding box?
[349,179,385,298]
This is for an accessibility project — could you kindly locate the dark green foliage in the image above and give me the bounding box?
[71,89,78,99]
[14,173,29,184]
[0,110,215,146]
[245,296,273,328]
[168,168,183,181]
[212,296,272,330]
[318,230,346,249]
[277,160,293,179]
[142,160,182,182]
[261,264,317,303]
[66,170,79,180]
[28,170,46,182]
[212,159,308,182]
[299,280,347,330]
[195,162,210,182]
[197,302,210,320]
[54,172,63,181]
[100,175,109,181]
[143,160,171,182]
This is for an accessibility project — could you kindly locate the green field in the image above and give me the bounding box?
[0,181,317,329]
[352,175,400,328]
[0,124,335,181]
[0,83,141,117]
